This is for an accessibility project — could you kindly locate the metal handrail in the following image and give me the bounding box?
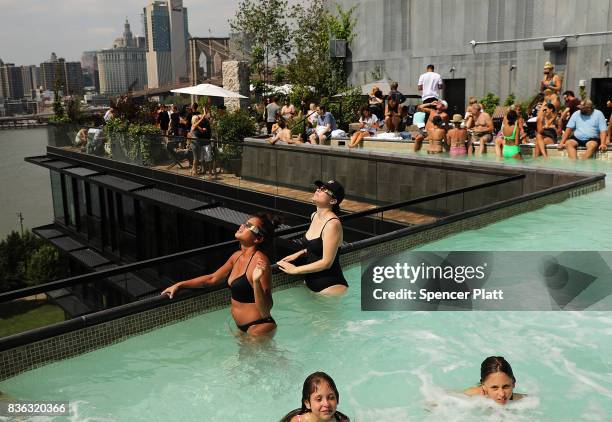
[1,171,525,302]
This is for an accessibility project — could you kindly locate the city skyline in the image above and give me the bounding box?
[0,0,242,66]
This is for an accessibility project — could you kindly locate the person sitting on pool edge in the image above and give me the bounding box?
[280,372,350,422]
[446,114,470,156]
[161,213,280,335]
[277,180,348,296]
[494,110,524,160]
[464,356,524,404]
[426,115,447,154]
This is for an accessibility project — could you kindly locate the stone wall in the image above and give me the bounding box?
[241,139,589,216]
[222,60,250,112]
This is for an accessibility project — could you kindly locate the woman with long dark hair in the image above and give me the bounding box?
[280,372,350,422]
[162,213,280,335]
[464,356,525,404]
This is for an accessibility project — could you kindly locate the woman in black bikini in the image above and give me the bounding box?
[277,180,348,296]
[161,213,279,335]
[534,102,561,158]
[464,356,525,404]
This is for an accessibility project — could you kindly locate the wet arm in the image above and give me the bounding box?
[252,260,273,317]
[293,221,342,274]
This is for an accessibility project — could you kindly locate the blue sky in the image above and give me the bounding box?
[0,0,243,65]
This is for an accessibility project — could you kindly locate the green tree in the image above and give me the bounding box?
[503,93,516,107]
[288,1,357,98]
[51,78,67,122]
[230,0,290,85]
[272,66,286,84]
[65,97,83,123]
[480,92,500,116]
[0,231,48,292]
[25,245,65,286]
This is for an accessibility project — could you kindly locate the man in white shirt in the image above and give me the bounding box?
[417,64,443,104]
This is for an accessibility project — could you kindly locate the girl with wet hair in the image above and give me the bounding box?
[280,372,350,422]
[465,356,524,404]
[162,212,281,336]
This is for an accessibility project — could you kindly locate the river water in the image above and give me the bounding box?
[0,128,52,238]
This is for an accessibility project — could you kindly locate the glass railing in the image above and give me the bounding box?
[1,166,525,341]
[45,124,523,224]
[0,240,239,340]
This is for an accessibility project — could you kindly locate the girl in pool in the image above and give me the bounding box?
[464,356,525,404]
[161,213,279,335]
[277,180,348,296]
[280,372,350,422]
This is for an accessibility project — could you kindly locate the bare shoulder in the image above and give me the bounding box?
[254,250,270,265]
[512,393,526,400]
[464,386,483,396]
[325,217,343,230]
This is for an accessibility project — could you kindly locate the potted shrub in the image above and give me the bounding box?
[214,109,257,177]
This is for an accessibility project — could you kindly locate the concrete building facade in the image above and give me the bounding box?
[143,0,189,88]
[20,65,39,99]
[333,0,612,115]
[40,53,84,95]
[81,51,100,91]
[97,19,148,95]
[0,62,24,100]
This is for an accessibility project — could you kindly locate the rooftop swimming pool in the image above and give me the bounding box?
[1,264,611,421]
[1,155,611,421]
[413,154,612,251]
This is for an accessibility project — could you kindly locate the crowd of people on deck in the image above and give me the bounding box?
[262,62,611,161]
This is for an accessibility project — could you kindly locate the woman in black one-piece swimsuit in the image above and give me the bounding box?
[162,213,279,335]
[278,180,348,296]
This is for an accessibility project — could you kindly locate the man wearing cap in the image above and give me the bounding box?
[418,64,443,104]
[465,103,494,154]
[447,114,470,156]
[557,99,608,159]
[413,99,449,152]
[540,61,562,110]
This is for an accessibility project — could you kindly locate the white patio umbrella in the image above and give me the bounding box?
[170,83,247,98]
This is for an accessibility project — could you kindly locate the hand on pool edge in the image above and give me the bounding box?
[161,283,180,299]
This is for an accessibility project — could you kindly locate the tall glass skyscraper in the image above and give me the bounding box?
[143,0,189,88]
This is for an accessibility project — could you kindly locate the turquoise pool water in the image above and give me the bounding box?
[1,156,611,421]
[1,265,611,421]
[415,155,612,251]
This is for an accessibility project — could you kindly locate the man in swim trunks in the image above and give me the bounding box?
[466,104,494,154]
[557,99,608,159]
